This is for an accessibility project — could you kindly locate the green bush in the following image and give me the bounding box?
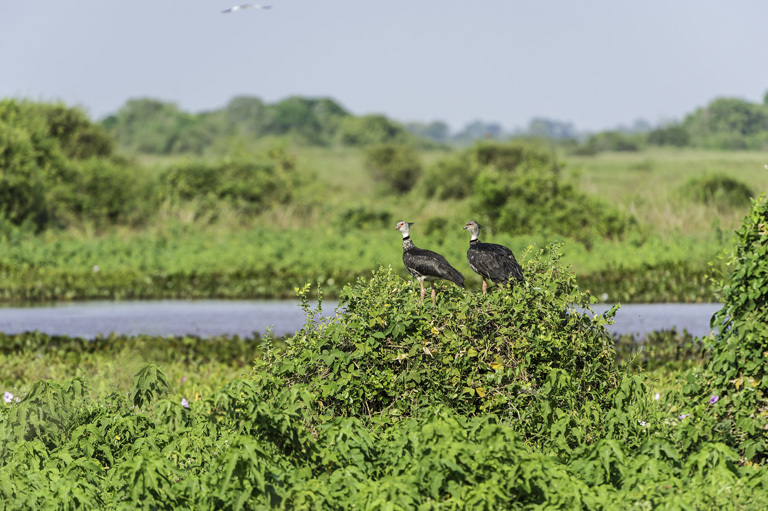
[680,173,754,209]
[0,99,150,232]
[468,142,636,244]
[159,149,301,218]
[684,97,768,150]
[574,131,641,155]
[337,114,411,146]
[420,151,476,199]
[364,144,423,194]
[647,124,691,147]
[251,244,623,451]
[700,192,768,460]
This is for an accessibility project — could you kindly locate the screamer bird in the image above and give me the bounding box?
[395,221,464,303]
[464,220,523,295]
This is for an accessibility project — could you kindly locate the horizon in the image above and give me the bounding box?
[2,1,768,133]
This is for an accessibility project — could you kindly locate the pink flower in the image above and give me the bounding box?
[679,414,689,420]
[181,398,189,409]
[709,395,719,404]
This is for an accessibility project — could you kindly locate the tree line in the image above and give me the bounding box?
[98,92,768,155]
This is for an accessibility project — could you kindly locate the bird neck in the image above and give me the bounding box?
[402,236,415,250]
[470,236,480,244]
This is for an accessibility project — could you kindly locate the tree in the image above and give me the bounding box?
[364,144,422,194]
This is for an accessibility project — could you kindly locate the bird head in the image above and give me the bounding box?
[395,221,414,237]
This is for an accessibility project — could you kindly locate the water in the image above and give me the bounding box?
[0,300,722,340]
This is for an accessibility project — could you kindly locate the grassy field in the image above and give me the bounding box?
[1,146,765,303]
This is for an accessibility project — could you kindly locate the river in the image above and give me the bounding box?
[0,300,722,340]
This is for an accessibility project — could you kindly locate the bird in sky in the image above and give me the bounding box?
[222,4,272,14]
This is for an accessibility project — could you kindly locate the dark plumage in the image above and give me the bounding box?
[396,221,465,302]
[463,220,523,295]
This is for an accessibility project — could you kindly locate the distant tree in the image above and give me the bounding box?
[102,98,205,154]
[364,144,422,194]
[337,115,410,146]
[683,97,768,149]
[453,121,503,143]
[404,121,451,143]
[221,96,268,136]
[527,117,576,140]
[647,124,690,147]
[575,131,641,154]
[265,96,348,145]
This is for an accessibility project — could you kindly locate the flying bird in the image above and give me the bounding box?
[222,4,272,13]
[464,220,524,295]
[396,221,465,302]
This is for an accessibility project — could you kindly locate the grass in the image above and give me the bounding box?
[1,146,763,303]
[568,148,768,236]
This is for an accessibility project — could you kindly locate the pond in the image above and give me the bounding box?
[0,300,722,340]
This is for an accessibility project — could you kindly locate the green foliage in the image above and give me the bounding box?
[580,261,715,304]
[252,245,623,452]
[364,143,423,194]
[158,149,302,219]
[703,193,768,453]
[265,96,348,145]
[468,141,636,244]
[4,244,768,508]
[0,99,152,231]
[684,97,768,150]
[420,150,476,199]
[337,114,412,146]
[647,123,691,147]
[131,364,169,409]
[680,173,754,209]
[102,98,209,155]
[574,131,642,155]
[614,328,709,373]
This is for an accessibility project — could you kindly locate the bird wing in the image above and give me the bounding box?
[405,248,465,287]
[468,243,523,283]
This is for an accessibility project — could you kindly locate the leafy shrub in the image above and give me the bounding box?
[574,131,641,155]
[468,142,636,244]
[159,149,300,218]
[684,97,768,150]
[700,192,768,460]
[681,173,754,209]
[647,124,691,147]
[337,204,391,230]
[251,244,623,452]
[0,99,151,232]
[337,114,411,146]
[614,328,708,373]
[420,151,477,199]
[364,144,423,194]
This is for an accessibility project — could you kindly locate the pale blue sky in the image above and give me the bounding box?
[2,1,767,132]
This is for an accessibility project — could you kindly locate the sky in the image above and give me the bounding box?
[2,1,767,133]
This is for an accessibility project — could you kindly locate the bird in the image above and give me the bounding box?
[463,220,524,295]
[222,4,272,14]
[395,221,465,302]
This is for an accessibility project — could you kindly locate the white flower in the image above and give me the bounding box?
[638,420,647,427]
[3,392,14,404]
[181,398,189,409]
[93,265,100,273]
[654,392,660,400]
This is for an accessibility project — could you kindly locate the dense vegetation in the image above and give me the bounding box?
[2,93,768,506]
[4,193,768,507]
[6,97,763,303]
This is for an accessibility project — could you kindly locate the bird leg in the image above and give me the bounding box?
[419,281,426,301]
[430,284,437,304]
[482,279,488,296]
